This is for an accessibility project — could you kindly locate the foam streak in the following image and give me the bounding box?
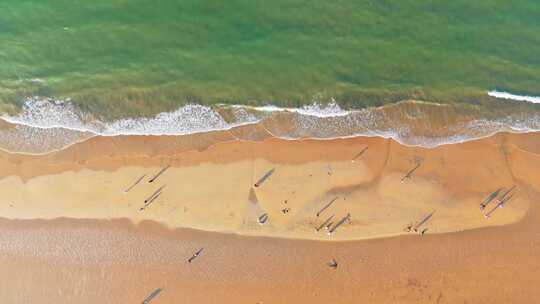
[488,90,540,104]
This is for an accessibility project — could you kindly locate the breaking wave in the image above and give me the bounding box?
[1,94,540,154]
[488,90,540,104]
[1,97,259,136]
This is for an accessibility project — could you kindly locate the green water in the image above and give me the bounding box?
[0,0,539,118]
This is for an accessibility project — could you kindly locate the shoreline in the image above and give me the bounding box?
[3,97,540,154]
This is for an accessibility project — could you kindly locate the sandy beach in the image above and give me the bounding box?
[0,132,531,240]
[0,131,539,302]
[2,1,539,302]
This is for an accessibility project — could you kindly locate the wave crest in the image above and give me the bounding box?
[488,90,540,104]
[1,96,540,154]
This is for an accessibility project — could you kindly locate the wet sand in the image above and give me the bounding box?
[0,193,539,304]
[0,132,539,302]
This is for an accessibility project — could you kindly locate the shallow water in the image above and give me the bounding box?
[2,94,540,154]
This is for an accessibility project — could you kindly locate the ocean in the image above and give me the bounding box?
[1,1,539,153]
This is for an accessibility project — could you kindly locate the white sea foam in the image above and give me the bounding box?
[2,97,95,132]
[229,101,350,118]
[488,90,540,104]
[2,98,350,137]
[1,97,261,136]
[2,96,540,154]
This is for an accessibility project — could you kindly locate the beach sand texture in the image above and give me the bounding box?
[0,132,538,303]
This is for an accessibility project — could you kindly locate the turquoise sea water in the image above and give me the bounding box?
[0,0,539,118]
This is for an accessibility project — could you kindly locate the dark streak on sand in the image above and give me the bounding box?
[352,147,368,161]
[254,168,275,188]
[144,185,166,204]
[188,248,204,263]
[140,192,162,211]
[316,214,335,232]
[401,163,421,182]
[413,211,435,232]
[149,165,170,183]
[480,188,502,210]
[485,194,515,218]
[124,174,146,193]
[328,213,351,234]
[316,197,339,217]
[142,288,162,304]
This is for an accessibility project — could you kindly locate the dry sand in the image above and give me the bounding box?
[0,132,538,302]
[0,133,529,240]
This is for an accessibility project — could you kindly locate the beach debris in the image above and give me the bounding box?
[316,214,335,232]
[327,258,338,269]
[421,228,428,235]
[254,168,275,188]
[188,247,204,263]
[281,208,290,214]
[328,213,351,234]
[480,188,503,210]
[327,164,333,175]
[401,163,422,183]
[124,174,146,193]
[142,288,162,304]
[148,165,170,183]
[352,147,369,162]
[316,197,339,217]
[485,193,515,218]
[258,213,269,225]
[413,210,435,232]
[144,185,166,204]
[140,192,161,211]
